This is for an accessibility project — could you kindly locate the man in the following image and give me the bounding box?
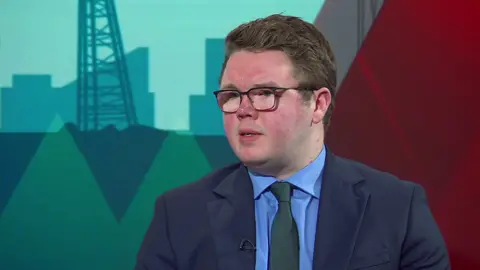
[135,14,450,270]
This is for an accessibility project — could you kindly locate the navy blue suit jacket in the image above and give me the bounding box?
[135,150,450,270]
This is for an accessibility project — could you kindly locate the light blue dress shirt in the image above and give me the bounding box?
[248,146,326,270]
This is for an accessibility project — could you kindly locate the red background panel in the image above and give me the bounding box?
[326,0,480,268]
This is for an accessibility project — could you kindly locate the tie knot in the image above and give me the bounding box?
[269,182,292,202]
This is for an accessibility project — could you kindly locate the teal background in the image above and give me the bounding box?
[0,2,329,268]
[0,118,241,270]
[0,0,325,132]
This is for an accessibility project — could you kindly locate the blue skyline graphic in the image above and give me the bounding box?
[0,48,155,132]
[190,38,225,135]
[0,0,324,131]
[0,39,226,135]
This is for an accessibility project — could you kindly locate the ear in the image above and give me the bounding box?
[311,87,331,124]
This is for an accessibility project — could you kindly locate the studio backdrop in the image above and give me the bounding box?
[0,0,478,269]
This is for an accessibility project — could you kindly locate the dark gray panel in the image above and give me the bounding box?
[314,0,385,90]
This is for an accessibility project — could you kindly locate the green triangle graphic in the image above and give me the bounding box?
[46,114,66,132]
[118,132,212,269]
[0,116,120,270]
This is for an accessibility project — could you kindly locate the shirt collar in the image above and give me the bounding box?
[248,145,326,199]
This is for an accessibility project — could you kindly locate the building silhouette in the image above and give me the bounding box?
[189,38,225,135]
[0,75,58,132]
[0,47,154,132]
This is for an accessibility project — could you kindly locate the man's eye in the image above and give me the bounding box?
[253,89,274,96]
[222,92,239,99]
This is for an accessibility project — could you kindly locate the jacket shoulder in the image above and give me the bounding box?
[335,155,423,197]
[158,162,243,202]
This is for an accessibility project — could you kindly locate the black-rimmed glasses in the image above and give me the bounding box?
[213,87,314,113]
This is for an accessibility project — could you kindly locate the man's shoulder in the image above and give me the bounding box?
[332,154,428,220]
[159,162,243,202]
[334,154,422,197]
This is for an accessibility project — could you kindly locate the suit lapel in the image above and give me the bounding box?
[313,150,370,270]
[208,164,256,270]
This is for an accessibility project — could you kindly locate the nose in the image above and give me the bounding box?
[236,95,258,119]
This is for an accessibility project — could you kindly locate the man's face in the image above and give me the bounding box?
[220,50,320,171]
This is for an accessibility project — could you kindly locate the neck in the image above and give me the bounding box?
[250,133,325,180]
[277,141,324,180]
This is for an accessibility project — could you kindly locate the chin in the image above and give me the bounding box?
[236,151,269,168]
[240,158,266,167]
[231,139,269,166]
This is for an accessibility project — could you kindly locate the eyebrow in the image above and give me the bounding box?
[220,81,281,90]
[219,83,237,90]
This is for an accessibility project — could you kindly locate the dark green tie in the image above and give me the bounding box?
[269,182,299,270]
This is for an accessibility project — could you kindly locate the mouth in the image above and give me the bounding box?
[240,133,260,137]
[238,129,263,137]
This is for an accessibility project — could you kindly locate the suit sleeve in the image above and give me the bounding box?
[134,195,177,270]
[400,184,451,270]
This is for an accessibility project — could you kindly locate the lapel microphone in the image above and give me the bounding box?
[239,239,256,251]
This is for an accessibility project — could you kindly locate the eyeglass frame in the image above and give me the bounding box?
[213,86,317,113]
